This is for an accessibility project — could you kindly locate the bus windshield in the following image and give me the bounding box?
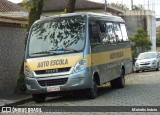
[28,17,86,57]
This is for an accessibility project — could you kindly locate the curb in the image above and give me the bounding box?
[1,97,32,107]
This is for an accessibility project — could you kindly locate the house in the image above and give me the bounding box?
[0,0,28,17]
[0,0,28,92]
[18,0,124,16]
[121,10,156,51]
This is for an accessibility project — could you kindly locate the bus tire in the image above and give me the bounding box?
[32,94,46,103]
[110,69,125,88]
[110,79,117,89]
[87,79,97,99]
[116,69,125,88]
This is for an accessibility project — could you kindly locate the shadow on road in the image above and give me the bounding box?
[43,83,116,104]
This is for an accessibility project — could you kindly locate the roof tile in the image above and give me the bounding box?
[0,0,24,12]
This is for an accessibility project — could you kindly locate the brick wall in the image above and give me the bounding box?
[0,24,26,92]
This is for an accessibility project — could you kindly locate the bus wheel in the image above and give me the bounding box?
[110,69,125,88]
[32,94,46,103]
[87,79,97,99]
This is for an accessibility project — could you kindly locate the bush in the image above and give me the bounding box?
[16,74,26,93]
[130,28,151,59]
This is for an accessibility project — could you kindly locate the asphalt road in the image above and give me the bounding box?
[20,70,160,114]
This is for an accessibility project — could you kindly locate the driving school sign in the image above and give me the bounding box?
[37,59,68,68]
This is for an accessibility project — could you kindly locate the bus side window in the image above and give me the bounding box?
[106,22,117,43]
[120,23,129,41]
[89,22,101,43]
[98,21,110,44]
[114,23,123,42]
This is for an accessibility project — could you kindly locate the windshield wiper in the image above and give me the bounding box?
[49,48,78,53]
[62,48,78,52]
[31,51,55,55]
[31,48,79,56]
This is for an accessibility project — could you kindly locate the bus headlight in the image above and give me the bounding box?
[73,59,86,73]
[24,67,32,77]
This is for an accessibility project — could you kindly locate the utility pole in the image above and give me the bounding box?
[148,0,149,10]
[131,0,133,10]
[105,0,107,12]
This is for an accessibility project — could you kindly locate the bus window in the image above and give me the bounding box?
[97,21,109,44]
[89,22,101,43]
[114,23,123,42]
[120,23,129,41]
[106,22,116,43]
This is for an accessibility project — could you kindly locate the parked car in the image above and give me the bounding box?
[135,52,160,73]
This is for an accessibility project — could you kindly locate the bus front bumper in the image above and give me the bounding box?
[25,69,92,94]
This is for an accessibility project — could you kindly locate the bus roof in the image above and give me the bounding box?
[36,12,124,24]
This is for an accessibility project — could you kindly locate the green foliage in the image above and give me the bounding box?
[130,28,151,58]
[22,0,31,12]
[156,33,160,43]
[132,5,144,11]
[61,8,67,14]
[17,74,26,93]
[110,3,129,11]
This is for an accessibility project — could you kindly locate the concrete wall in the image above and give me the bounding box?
[121,10,156,51]
[0,24,26,92]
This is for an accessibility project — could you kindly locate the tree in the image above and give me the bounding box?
[156,33,160,43]
[66,0,76,13]
[27,0,44,31]
[110,2,129,11]
[132,5,144,11]
[17,0,44,93]
[130,28,151,59]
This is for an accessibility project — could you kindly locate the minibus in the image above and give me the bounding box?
[24,12,132,103]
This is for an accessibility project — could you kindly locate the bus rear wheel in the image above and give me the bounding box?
[32,94,46,103]
[110,69,125,89]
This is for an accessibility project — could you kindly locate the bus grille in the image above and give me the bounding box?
[35,67,71,75]
[38,78,68,86]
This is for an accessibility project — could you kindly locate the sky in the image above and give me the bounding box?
[8,0,160,17]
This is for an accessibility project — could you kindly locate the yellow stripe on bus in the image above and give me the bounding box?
[25,48,132,71]
[25,55,83,71]
[85,48,132,67]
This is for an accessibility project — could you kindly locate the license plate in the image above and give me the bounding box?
[47,86,60,92]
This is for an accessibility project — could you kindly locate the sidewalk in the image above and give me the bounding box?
[0,91,32,107]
